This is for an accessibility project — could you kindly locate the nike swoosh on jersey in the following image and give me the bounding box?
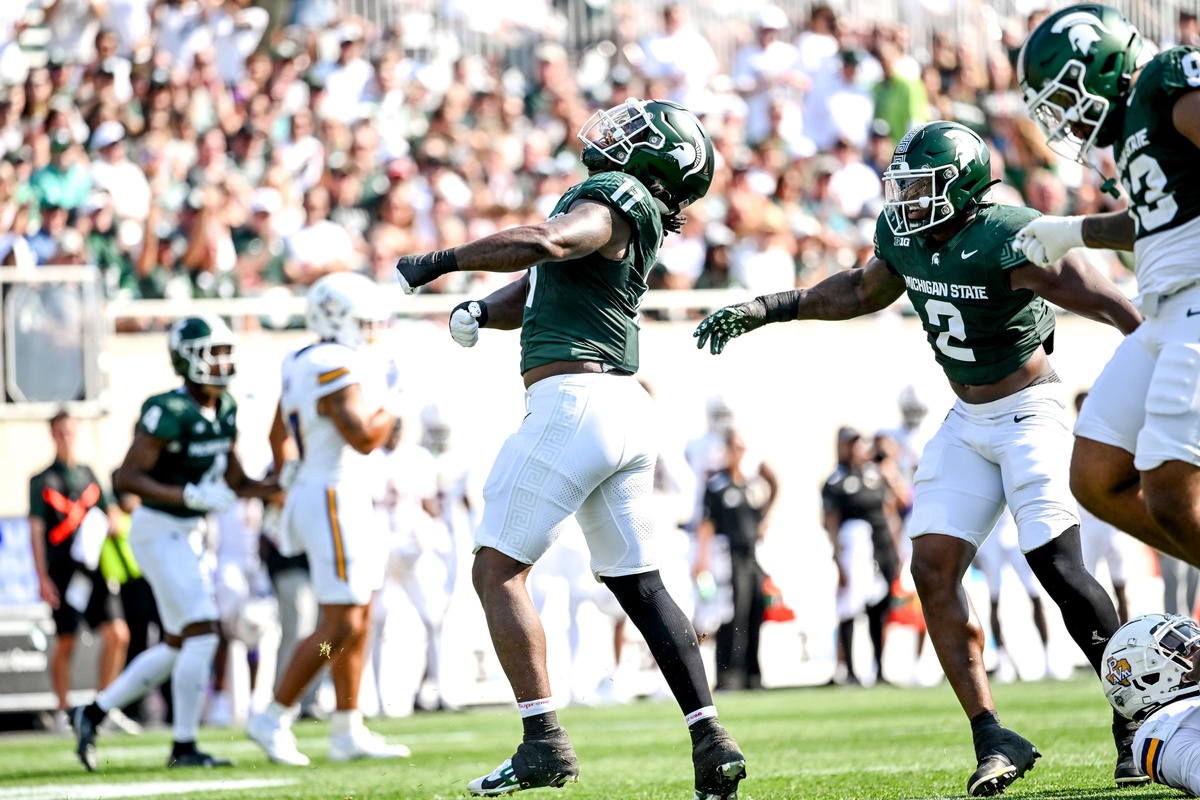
[1014,414,1035,423]
[1187,309,1200,317]
[961,249,979,259]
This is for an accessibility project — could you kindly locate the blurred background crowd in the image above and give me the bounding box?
[1,0,1196,330]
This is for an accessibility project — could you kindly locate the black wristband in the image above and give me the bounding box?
[433,248,460,273]
[451,299,488,328]
[759,291,801,324]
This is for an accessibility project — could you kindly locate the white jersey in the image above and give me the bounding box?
[280,341,386,485]
[1134,696,1200,793]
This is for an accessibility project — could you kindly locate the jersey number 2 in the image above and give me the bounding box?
[925,299,976,362]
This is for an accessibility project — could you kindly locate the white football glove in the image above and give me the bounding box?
[278,459,301,491]
[449,301,486,348]
[1013,215,1085,267]
[183,478,237,512]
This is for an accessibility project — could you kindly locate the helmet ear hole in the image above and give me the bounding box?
[1099,52,1120,76]
[1141,673,1161,686]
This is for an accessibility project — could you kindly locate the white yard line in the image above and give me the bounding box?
[0,778,295,800]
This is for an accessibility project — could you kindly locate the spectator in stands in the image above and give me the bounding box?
[30,130,90,211]
[284,185,355,284]
[871,43,927,143]
[733,6,802,147]
[89,122,149,225]
[28,410,130,734]
[638,3,717,108]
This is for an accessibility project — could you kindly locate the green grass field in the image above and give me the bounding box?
[0,676,1182,800]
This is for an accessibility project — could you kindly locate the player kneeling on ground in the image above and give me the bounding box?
[1103,614,1200,794]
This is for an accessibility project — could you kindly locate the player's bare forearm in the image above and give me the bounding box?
[116,433,188,507]
[791,259,906,321]
[478,275,530,330]
[1081,211,1136,251]
[225,448,279,498]
[457,201,616,273]
[268,402,295,473]
[1011,252,1142,335]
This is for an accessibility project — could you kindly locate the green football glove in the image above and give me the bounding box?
[693,300,768,355]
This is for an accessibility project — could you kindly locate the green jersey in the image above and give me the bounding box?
[135,386,238,518]
[1115,46,1200,295]
[520,172,664,375]
[873,204,1055,386]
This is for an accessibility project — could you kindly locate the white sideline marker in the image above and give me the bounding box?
[0,778,295,800]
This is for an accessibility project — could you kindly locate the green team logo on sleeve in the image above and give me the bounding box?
[520,172,664,375]
[139,388,238,517]
[874,205,1054,385]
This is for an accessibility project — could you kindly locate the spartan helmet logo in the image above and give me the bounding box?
[1051,10,1112,55]
[667,141,706,178]
[1106,656,1133,687]
[943,129,977,169]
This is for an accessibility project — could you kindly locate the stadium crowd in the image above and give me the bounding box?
[2,0,1189,328]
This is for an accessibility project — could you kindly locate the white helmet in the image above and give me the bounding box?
[420,403,452,455]
[1102,613,1200,720]
[306,272,391,349]
[706,394,735,436]
[898,384,928,427]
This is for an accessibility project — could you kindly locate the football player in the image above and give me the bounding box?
[247,272,410,765]
[1102,614,1200,794]
[1015,4,1200,566]
[694,120,1144,795]
[395,98,746,800]
[73,316,277,770]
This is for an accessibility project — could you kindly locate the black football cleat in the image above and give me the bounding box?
[167,749,234,768]
[71,706,98,773]
[692,720,747,800]
[468,731,579,796]
[967,726,1040,797]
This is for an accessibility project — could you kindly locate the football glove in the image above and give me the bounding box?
[449,300,488,348]
[395,248,458,295]
[1013,216,1084,268]
[183,478,237,512]
[693,299,768,355]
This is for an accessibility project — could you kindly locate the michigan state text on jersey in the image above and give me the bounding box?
[696,120,1143,796]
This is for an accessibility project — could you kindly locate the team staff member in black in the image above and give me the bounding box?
[28,410,129,728]
[823,427,902,686]
[695,428,778,691]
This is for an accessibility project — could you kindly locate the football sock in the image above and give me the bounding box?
[96,642,178,714]
[837,619,856,679]
[1113,711,1139,750]
[264,700,291,723]
[867,596,888,678]
[603,570,713,716]
[173,633,218,744]
[331,709,363,735]
[1025,526,1118,673]
[520,703,561,741]
[971,710,1001,733]
[172,740,197,756]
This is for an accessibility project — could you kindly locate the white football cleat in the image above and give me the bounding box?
[247,713,310,766]
[329,728,411,761]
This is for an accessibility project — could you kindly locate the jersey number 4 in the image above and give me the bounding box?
[925,299,976,362]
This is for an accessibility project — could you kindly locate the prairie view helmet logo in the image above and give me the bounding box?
[1106,656,1133,687]
[1051,11,1112,55]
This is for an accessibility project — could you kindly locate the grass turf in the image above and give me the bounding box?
[0,675,1180,799]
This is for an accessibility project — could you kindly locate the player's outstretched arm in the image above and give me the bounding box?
[396,201,627,293]
[1010,251,1142,335]
[694,257,906,355]
[317,382,398,455]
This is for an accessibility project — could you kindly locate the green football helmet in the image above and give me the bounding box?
[169,315,236,387]
[578,98,714,214]
[882,121,993,237]
[1018,4,1149,162]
